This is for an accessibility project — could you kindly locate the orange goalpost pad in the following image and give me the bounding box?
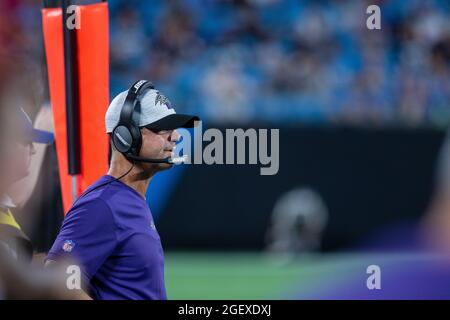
[42,3,110,214]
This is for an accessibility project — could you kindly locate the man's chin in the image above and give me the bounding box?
[157,162,173,171]
[140,161,173,173]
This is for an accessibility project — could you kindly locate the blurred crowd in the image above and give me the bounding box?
[0,0,449,127]
[107,0,450,126]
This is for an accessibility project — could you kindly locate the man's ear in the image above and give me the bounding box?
[108,133,115,150]
[108,133,114,165]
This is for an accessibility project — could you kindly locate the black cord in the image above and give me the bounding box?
[70,161,135,207]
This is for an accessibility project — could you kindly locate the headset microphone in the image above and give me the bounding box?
[125,154,187,165]
[169,155,188,164]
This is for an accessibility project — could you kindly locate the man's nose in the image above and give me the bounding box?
[171,130,181,143]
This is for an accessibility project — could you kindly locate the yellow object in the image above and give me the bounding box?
[0,210,22,230]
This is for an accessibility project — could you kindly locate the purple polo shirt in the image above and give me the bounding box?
[47,175,167,300]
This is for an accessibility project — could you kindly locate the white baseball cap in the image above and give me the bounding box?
[105,86,199,133]
[19,107,54,144]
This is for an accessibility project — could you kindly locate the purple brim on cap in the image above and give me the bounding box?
[31,128,54,144]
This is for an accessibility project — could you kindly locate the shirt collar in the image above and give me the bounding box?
[0,195,16,211]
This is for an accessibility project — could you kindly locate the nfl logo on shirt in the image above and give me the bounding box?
[62,240,75,253]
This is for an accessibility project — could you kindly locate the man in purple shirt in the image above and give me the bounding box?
[46,80,198,300]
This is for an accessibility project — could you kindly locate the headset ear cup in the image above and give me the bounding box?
[112,125,133,154]
[129,124,142,156]
[113,80,153,159]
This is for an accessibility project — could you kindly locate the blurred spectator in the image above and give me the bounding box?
[2,0,448,126]
[105,0,450,127]
[266,187,329,260]
[423,128,450,252]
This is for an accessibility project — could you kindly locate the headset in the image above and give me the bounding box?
[72,80,186,204]
[112,80,186,165]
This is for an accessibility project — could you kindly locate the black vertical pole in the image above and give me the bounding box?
[43,0,59,8]
[61,0,80,200]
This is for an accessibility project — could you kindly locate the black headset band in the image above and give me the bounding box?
[118,80,155,128]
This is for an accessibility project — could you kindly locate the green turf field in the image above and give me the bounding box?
[164,252,383,299]
[165,252,442,299]
[165,252,301,299]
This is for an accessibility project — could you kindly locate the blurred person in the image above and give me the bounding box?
[0,106,54,263]
[419,35,450,245]
[200,45,257,123]
[299,127,450,299]
[0,97,85,301]
[0,56,58,245]
[0,101,10,201]
[151,3,203,61]
[0,242,90,299]
[266,188,329,261]
[46,81,199,300]
[423,129,450,252]
[8,104,54,209]
[110,6,147,72]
